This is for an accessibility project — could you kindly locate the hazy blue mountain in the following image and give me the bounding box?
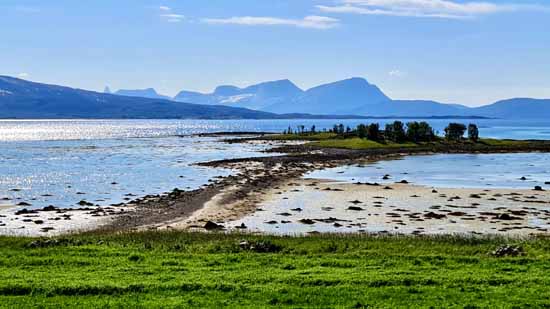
[0,76,281,119]
[173,77,395,114]
[172,77,549,118]
[174,79,303,110]
[103,86,112,94]
[472,98,550,119]
[264,77,390,114]
[115,88,171,100]
[3,75,548,119]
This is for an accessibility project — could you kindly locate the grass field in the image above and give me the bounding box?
[313,138,418,150]
[1,231,550,308]
[266,132,546,152]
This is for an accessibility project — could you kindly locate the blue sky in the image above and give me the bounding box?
[1,0,549,106]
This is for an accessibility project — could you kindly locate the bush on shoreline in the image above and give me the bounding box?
[282,121,476,144]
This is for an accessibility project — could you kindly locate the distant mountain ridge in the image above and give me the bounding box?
[0,76,281,119]
[174,79,304,111]
[114,88,171,101]
[2,75,549,119]
[165,77,549,119]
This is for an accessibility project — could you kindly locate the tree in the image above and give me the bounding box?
[356,124,367,139]
[445,123,467,141]
[310,125,316,134]
[337,124,345,135]
[468,124,479,142]
[367,123,381,141]
[407,121,435,142]
[385,121,406,143]
[418,122,435,142]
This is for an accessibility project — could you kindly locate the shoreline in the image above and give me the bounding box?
[3,135,550,237]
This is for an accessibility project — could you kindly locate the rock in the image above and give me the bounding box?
[298,219,315,225]
[15,208,37,215]
[204,221,224,230]
[77,200,94,206]
[235,223,247,229]
[34,220,44,225]
[382,175,390,180]
[349,200,363,204]
[265,220,278,225]
[277,212,292,217]
[534,186,545,191]
[347,206,364,211]
[431,189,438,193]
[41,205,58,212]
[491,245,524,257]
[17,202,32,206]
[383,186,393,190]
[494,213,522,221]
[424,212,447,219]
[398,180,409,184]
[290,208,302,212]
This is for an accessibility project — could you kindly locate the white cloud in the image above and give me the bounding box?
[389,69,406,77]
[318,0,547,19]
[17,73,29,78]
[161,13,185,22]
[158,6,185,22]
[202,15,340,29]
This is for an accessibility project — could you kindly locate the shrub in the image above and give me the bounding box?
[407,121,435,142]
[445,123,467,141]
[468,124,479,142]
[356,124,367,138]
[385,121,406,143]
[367,123,381,141]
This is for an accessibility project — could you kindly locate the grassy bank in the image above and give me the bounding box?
[265,132,545,152]
[1,231,550,308]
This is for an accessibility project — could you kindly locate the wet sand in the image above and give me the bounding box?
[224,179,550,236]
[0,205,131,236]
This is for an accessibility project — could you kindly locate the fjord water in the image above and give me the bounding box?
[1,119,549,209]
[307,153,550,189]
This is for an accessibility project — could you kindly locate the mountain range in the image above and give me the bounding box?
[0,76,278,119]
[113,77,550,119]
[1,75,548,119]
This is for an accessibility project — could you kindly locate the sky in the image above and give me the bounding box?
[1,0,549,106]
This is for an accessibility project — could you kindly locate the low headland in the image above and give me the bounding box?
[2,121,550,307]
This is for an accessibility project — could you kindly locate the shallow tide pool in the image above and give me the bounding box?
[307,153,550,189]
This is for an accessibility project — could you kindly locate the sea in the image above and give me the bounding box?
[1,119,550,209]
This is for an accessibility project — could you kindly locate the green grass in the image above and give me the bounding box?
[313,138,418,150]
[265,132,549,151]
[479,138,531,147]
[266,132,338,141]
[1,231,550,308]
